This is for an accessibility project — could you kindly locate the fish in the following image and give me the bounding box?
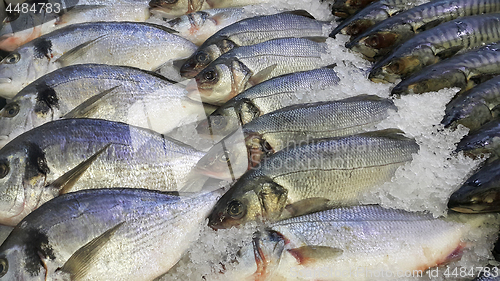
[347,0,500,59]
[0,118,206,226]
[369,14,500,83]
[197,67,340,139]
[0,0,151,52]
[329,0,429,38]
[0,21,197,99]
[226,205,478,281]
[180,11,330,78]
[207,129,419,229]
[391,42,500,96]
[0,63,207,148]
[187,37,331,105]
[455,118,500,157]
[472,270,500,281]
[149,0,270,17]
[442,75,500,130]
[195,95,397,180]
[330,0,379,18]
[0,188,222,280]
[448,157,500,213]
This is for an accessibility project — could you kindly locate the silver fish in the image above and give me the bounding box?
[0,63,206,148]
[0,118,205,226]
[180,11,330,78]
[207,129,419,229]
[187,37,331,105]
[0,188,221,280]
[149,0,270,17]
[0,21,197,98]
[369,14,500,83]
[195,95,397,180]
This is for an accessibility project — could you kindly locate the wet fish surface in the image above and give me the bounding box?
[0,188,221,280]
[0,21,197,98]
[455,117,500,157]
[330,0,379,18]
[207,129,419,229]
[0,118,205,226]
[149,0,270,17]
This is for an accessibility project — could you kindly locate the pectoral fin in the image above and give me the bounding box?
[60,222,125,280]
[282,197,331,219]
[436,46,463,60]
[56,35,108,66]
[283,10,315,19]
[287,246,343,265]
[416,19,445,32]
[248,64,277,86]
[62,86,120,118]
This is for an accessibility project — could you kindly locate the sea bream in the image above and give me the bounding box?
[207,129,419,229]
[196,67,340,139]
[187,37,332,105]
[195,95,397,181]
[369,14,500,83]
[149,0,270,17]
[0,64,207,148]
[0,0,151,52]
[347,0,500,59]
[0,21,197,99]
[0,188,222,281]
[0,118,205,226]
[180,11,331,78]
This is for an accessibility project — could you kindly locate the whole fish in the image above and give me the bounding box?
[207,129,419,229]
[149,0,270,17]
[330,0,378,18]
[0,118,205,226]
[455,118,500,157]
[448,157,500,213]
[369,14,500,83]
[180,11,330,78]
[391,42,500,95]
[442,75,500,130]
[0,64,206,148]
[330,0,429,38]
[195,95,397,180]
[0,21,197,99]
[0,188,221,281]
[347,0,500,59]
[187,37,331,105]
[0,0,151,51]
[227,206,474,281]
[196,67,340,139]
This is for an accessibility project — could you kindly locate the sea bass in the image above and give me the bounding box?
[187,37,331,105]
[0,21,197,98]
[149,0,270,17]
[180,11,331,78]
[195,95,397,180]
[0,188,221,281]
[0,118,205,226]
[0,64,206,148]
[207,130,419,229]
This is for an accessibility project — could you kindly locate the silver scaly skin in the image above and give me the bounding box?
[0,21,197,99]
[0,188,222,281]
[0,118,205,226]
[369,14,500,83]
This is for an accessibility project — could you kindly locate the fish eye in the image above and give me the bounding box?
[2,103,20,118]
[0,163,8,179]
[3,53,20,64]
[4,11,19,23]
[203,70,217,81]
[217,151,229,163]
[0,257,7,277]
[196,52,209,64]
[366,35,380,48]
[227,200,245,219]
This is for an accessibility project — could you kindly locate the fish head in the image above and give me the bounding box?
[188,58,251,105]
[369,55,420,83]
[0,47,37,98]
[208,176,288,229]
[344,20,375,37]
[391,67,467,96]
[348,31,398,58]
[448,180,500,213]
[194,129,249,180]
[332,0,374,17]
[180,44,225,78]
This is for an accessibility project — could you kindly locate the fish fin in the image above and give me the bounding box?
[56,5,106,25]
[62,86,120,118]
[60,222,125,280]
[249,64,277,86]
[56,35,108,66]
[341,94,385,102]
[282,198,331,219]
[324,63,337,69]
[282,10,315,19]
[358,128,409,140]
[304,36,328,43]
[287,246,343,265]
[436,46,463,60]
[48,143,113,195]
[141,22,178,34]
[416,19,444,32]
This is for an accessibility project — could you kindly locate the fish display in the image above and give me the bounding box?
[455,118,500,157]
[330,0,378,18]
[391,42,500,96]
[0,21,197,98]
[0,118,205,225]
[180,11,330,78]
[187,37,331,105]
[0,64,205,148]
[369,14,500,83]
[208,130,419,229]
[0,188,221,280]
[195,95,397,180]
[149,0,270,17]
